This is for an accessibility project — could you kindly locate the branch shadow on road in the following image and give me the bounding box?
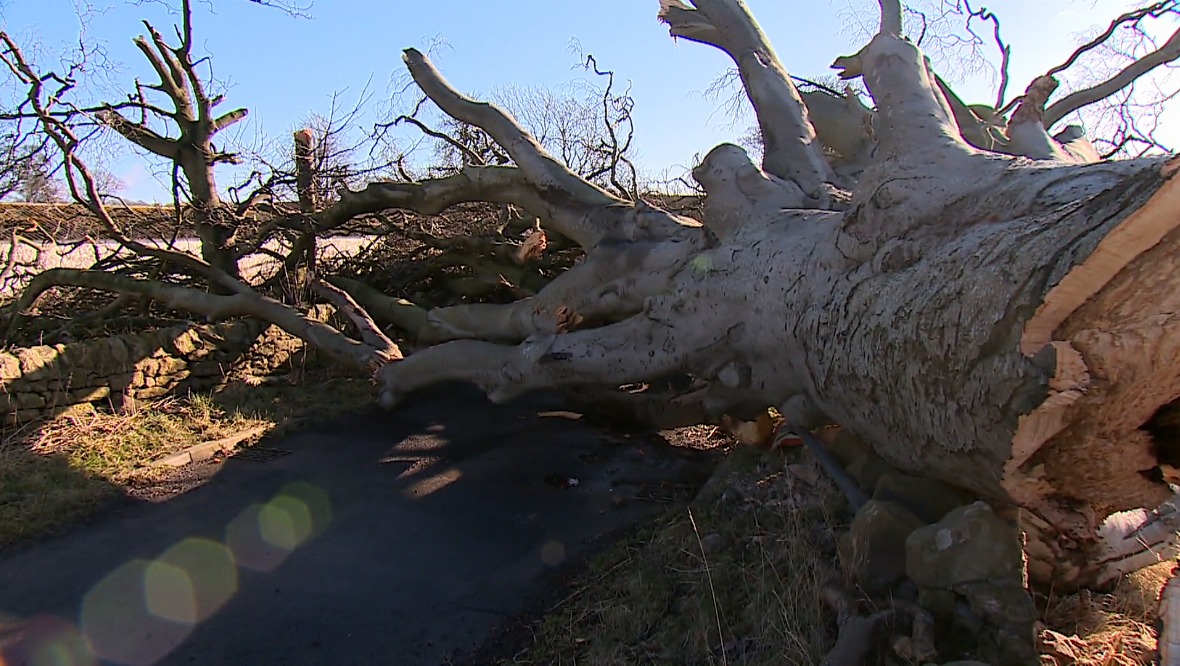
[0,381,723,666]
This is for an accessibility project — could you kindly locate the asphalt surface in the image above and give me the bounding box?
[0,383,720,665]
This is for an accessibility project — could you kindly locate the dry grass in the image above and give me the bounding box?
[508,445,847,665]
[1039,562,1173,665]
[506,441,1177,666]
[0,394,257,546]
[0,363,377,549]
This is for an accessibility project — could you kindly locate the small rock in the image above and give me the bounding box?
[874,470,969,523]
[15,392,46,410]
[955,579,1038,629]
[847,499,926,593]
[992,624,1037,665]
[905,502,1023,589]
[952,600,985,633]
[700,533,730,555]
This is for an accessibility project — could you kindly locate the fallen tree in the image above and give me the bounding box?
[356,0,1180,596]
[5,0,1180,618]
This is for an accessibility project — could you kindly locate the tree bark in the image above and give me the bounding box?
[8,268,400,369]
[360,1,1180,592]
[98,1,249,282]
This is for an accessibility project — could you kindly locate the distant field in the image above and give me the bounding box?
[0,202,289,240]
[0,235,378,298]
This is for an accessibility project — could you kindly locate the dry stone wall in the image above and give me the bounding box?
[0,308,332,427]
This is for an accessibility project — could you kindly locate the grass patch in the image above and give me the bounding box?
[509,445,847,665]
[506,440,1175,665]
[1039,561,1172,665]
[0,363,377,549]
[30,394,261,478]
[208,363,379,434]
[0,393,264,547]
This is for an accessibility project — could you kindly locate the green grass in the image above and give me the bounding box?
[0,364,377,549]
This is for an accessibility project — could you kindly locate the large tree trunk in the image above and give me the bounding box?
[356,0,1180,592]
[796,157,1180,587]
[377,146,1179,585]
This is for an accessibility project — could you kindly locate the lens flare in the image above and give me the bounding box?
[258,495,312,550]
[80,560,192,665]
[143,561,196,625]
[541,540,566,567]
[151,539,237,624]
[0,615,95,666]
[277,482,331,539]
[691,254,713,273]
[226,504,289,573]
[226,484,331,572]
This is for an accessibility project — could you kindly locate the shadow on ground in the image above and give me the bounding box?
[0,382,722,666]
[0,445,128,548]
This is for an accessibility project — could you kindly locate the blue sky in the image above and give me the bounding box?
[1,0,1176,201]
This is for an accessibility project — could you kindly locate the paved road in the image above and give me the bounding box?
[0,384,719,665]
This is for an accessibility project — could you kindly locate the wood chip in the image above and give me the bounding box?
[538,410,583,420]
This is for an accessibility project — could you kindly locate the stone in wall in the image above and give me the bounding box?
[0,308,335,427]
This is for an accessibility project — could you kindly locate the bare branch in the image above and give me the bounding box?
[394,114,487,166]
[931,72,1008,152]
[879,0,903,37]
[1043,26,1180,129]
[319,166,681,249]
[1045,0,1179,79]
[0,29,247,288]
[210,108,249,134]
[132,32,194,121]
[97,108,181,159]
[325,275,429,337]
[5,268,389,369]
[832,28,969,160]
[400,48,624,214]
[1006,77,1086,162]
[658,0,839,199]
[961,0,1012,111]
[309,274,400,360]
[580,54,639,201]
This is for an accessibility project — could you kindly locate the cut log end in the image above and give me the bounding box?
[1022,161,1180,356]
[1010,163,1180,586]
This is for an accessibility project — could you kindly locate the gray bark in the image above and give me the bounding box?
[357,0,1180,591]
[8,267,399,369]
[99,3,248,280]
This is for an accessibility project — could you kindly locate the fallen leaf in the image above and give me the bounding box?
[514,229,549,264]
